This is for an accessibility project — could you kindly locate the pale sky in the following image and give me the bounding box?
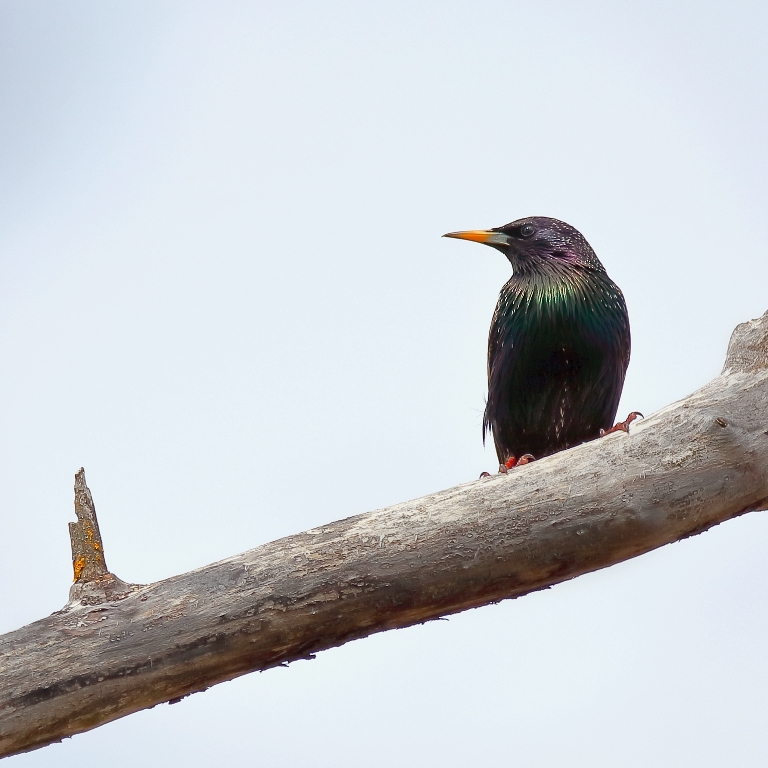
[3,2,768,765]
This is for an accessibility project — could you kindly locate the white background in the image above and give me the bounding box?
[2,2,768,765]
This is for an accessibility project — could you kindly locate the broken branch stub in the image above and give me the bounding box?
[68,468,108,583]
[67,468,138,606]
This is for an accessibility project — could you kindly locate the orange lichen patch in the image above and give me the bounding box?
[94,542,101,551]
[73,556,86,582]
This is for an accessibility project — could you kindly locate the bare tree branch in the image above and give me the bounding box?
[2,311,768,759]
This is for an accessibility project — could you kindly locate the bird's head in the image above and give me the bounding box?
[443,216,604,276]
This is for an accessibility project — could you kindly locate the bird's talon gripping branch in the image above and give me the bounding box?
[599,411,644,437]
[496,455,516,474]
[493,454,535,474]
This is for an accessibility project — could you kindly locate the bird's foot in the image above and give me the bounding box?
[479,454,535,479]
[599,411,644,438]
[499,454,535,472]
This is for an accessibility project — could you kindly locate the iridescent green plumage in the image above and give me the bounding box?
[445,216,630,463]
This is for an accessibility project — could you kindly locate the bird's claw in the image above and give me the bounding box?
[497,454,535,473]
[479,454,535,478]
[599,411,644,437]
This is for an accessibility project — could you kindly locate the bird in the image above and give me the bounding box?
[444,216,638,472]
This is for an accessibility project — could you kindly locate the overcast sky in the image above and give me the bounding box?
[3,1,768,765]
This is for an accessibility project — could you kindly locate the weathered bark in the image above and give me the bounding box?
[2,312,768,759]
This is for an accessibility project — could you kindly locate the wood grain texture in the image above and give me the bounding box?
[2,311,768,758]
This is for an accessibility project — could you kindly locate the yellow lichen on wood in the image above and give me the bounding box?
[73,556,86,582]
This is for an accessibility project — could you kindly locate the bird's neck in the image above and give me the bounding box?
[502,265,619,321]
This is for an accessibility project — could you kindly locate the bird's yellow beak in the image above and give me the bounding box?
[442,230,510,246]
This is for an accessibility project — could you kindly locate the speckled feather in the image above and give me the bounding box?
[481,217,630,463]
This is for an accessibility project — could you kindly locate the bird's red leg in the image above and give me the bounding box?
[599,411,643,437]
[479,454,535,478]
[490,456,515,475]
[481,456,515,478]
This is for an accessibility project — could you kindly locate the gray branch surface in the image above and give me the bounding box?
[3,312,768,759]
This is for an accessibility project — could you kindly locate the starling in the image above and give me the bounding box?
[444,216,636,470]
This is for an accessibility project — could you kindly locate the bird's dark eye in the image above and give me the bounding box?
[520,224,536,238]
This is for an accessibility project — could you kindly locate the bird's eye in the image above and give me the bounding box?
[520,224,536,237]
